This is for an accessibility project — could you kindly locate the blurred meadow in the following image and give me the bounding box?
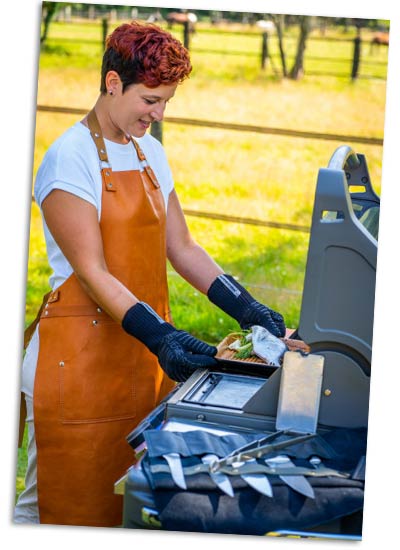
[16,8,388,500]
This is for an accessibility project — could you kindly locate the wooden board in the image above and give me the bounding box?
[216,333,310,366]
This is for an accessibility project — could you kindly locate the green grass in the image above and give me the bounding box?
[16,17,388,498]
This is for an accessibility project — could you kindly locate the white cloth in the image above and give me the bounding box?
[15,331,39,522]
[20,325,39,398]
[34,121,174,291]
[14,394,40,524]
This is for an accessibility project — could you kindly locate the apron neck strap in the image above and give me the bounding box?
[87,109,150,166]
[130,137,147,162]
[87,109,110,164]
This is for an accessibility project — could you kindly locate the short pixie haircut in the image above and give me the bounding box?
[100,21,192,92]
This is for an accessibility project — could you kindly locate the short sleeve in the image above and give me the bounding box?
[34,124,100,210]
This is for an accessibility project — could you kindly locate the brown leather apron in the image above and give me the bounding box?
[33,110,175,526]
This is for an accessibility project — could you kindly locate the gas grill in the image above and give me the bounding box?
[117,145,378,538]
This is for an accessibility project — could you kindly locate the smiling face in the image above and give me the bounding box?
[97,22,191,142]
[104,72,177,141]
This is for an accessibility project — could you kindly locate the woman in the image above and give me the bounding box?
[15,21,285,527]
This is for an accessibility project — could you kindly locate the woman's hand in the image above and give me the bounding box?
[122,302,217,382]
[208,274,286,338]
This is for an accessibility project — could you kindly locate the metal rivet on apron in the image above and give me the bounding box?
[92,320,98,326]
[100,149,106,154]
[107,183,113,188]
[44,310,49,316]
[97,307,102,313]
[105,171,110,177]
[59,361,65,367]
[94,132,100,138]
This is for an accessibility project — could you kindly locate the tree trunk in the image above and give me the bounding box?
[289,16,311,80]
[270,14,287,77]
[41,2,59,45]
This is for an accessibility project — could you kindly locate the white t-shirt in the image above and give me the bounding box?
[34,121,174,290]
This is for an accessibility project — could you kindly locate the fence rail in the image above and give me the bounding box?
[37,105,383,146]
[35,104,316,234]
[183,209,310,233]
[35,103,383,234]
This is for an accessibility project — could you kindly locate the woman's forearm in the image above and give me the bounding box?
[166,190,223,294]
[168,240,223,294]
[75,267,138,323]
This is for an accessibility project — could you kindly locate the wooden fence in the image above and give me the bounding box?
[36,103,383,235]
[45,15,388,81]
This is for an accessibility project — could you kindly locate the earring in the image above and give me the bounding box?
[108,90,113,95]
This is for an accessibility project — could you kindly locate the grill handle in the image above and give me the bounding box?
[328,145,361,171]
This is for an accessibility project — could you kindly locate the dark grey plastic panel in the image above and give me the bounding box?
[317,351,370,428]
[298,147,378,367]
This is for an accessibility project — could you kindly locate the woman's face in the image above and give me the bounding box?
[107,78,178,140]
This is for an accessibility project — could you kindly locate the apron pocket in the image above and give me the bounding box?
[57,317,139,424]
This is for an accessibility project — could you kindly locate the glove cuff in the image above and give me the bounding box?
[207,273,255,324]
[122,302,175,354]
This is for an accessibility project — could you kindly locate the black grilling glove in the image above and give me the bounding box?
[122,302,217,382]
[207,274,286,338]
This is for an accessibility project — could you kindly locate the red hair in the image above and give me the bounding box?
[103,21,192,89]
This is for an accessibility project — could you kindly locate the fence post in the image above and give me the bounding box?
[101,17,109,50]
[151,121,163,143]
[351,28,361,80]
[183,21,190,49]
[261,31,269,69]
